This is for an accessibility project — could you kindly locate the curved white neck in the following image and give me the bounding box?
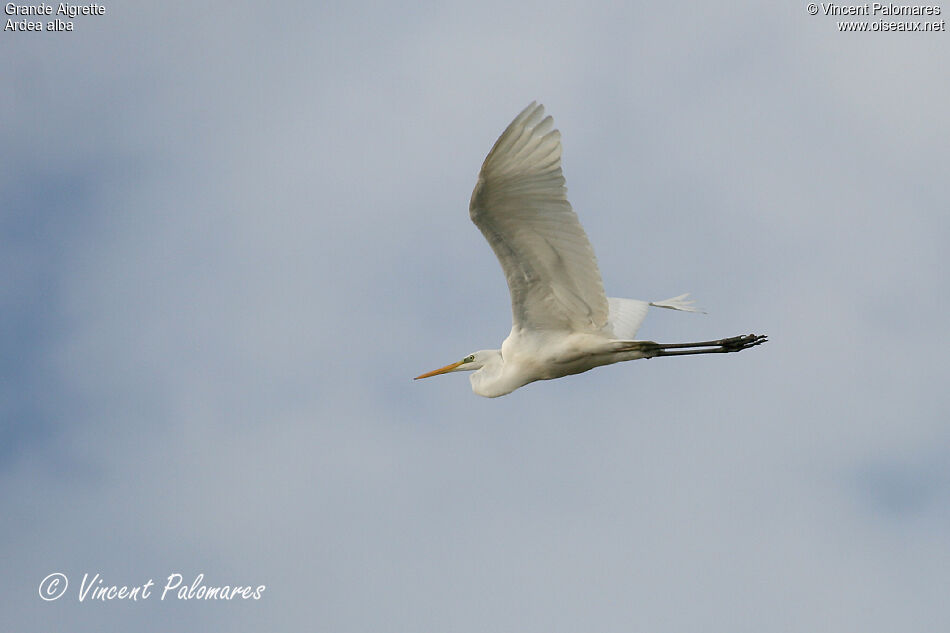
[469,350,523,398]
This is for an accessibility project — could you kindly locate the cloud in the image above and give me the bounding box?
[3,1,949,631]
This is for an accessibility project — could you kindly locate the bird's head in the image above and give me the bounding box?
[414,350,493,380]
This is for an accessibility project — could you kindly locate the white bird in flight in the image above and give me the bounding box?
[415,102,766,397]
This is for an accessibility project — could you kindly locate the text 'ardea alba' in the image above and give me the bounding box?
[415,102,766,397]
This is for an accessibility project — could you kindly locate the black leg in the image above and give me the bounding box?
[654,334,767,357]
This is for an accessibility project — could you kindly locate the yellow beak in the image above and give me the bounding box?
[414,360,463,380]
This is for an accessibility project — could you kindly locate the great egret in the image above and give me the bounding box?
[415,102,766,397]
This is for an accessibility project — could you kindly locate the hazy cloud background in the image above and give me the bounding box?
[2,2,948,631]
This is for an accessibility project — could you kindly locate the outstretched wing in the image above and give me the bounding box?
[469,102,608,333]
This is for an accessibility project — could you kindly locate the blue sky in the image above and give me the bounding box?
[3,2,949,631]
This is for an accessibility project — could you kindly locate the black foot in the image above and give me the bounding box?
[720,334,768,353]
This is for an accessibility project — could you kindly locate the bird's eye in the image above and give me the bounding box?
[464,355,475,362]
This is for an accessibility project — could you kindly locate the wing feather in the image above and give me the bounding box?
[469,103,608,333]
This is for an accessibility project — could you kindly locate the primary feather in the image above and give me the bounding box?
[469,102,608,333]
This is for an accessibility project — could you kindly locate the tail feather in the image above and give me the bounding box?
[606,298,649,340]
[649,293,705,314]
[606,294,704,340]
